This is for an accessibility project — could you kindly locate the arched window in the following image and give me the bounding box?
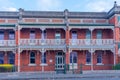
[41,52,46,64]
[97,53,102,64]
[8,53,15,64]
[0,53,4,64]
[30,52,35,64]
[70,52,77,63]
[86,52,91,64]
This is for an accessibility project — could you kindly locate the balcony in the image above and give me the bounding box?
[0,40,16,46]
[20,39,66,46]
[69,39,114,46]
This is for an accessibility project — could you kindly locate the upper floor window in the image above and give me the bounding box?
[8,52,15,64]
[97,52,102,64]
[0,31,4,40]
[41,52,46,64]
[72,31,77,39]
[30,30,35,39]
[97,30,102,39]
[30,52,35,64]
[55,31,61,39]
[70,52,77,63]
[0,53,4,64]
[86,30,91,39]
[86,52,91,64]
[9,31,15,40]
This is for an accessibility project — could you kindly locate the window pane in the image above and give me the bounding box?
[30,52,35,64]
[70,52,77,63]
[72,31,77,39]
[0,31,4,40]
[0,53,4,64]
[97,30,102,39]
[9,31,15,40]
[97,53,102,63]
[86,52,91,64]
[30,31,35,39]
[55,31,61,39]
[86,30,91,39]
[8,53,15,64]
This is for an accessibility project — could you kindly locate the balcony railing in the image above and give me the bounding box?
[0,40,16,46]
[20,39,66,46]
[69,39,114,46]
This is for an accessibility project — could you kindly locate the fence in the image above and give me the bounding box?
[0,64,120,74]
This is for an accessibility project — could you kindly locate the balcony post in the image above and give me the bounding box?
[41,28,46,45]
[90,49,94,71]
[41,48,45,72]
[89,28,94,44]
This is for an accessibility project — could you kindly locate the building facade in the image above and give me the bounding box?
[0,2,120,72]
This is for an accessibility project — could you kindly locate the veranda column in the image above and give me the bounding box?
[41,49,45,72]
[41,28,45,45]
[90,49,94,71]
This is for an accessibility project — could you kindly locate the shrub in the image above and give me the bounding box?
[0,64,13,72]
[113,63,120,70]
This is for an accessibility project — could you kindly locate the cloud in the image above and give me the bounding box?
[86,1,112,12]
[36,0,61,11]
[85,0,120,12]
[0,0,17,11]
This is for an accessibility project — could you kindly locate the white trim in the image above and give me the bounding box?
[28,64,36,66]
[40,63,48,66]
[85,64,91,65]
[96,63,104,65]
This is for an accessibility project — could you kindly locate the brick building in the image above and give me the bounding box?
[0,2,120,72]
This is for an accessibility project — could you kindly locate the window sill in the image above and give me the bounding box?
[69,63,77,65]
[96,63,104,65]
[40,63,48,66]
[85,64,91,65]
[28,64,36,66]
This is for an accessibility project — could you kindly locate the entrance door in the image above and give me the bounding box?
[55,52,65,70]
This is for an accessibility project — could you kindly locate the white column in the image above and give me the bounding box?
[90,49,94,71]
[41,28,45,45]
[18,48,20,72]
[41,49,45,72]
[18,26,21,72]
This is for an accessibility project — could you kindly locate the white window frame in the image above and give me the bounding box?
[29,52,36,65]
[86,52,91,65]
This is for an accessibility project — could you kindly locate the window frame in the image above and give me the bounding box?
[86,52,91,64]
[0,52,4,64]
[8,52,15,64]
[97,52,102,64]
[29,52,36,64]
[70,52,77,64]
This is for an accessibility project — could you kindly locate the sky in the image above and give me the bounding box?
[0,0,120,12]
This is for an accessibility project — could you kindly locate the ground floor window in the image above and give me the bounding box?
[86,52,91,64]
[70,52,77,63]
[41,52,46,64]
[30,52,35,64]
[97,53,102,64]
[8,53,15,64]
[0,53,4,64]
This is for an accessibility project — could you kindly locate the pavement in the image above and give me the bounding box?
[0,71,120,80]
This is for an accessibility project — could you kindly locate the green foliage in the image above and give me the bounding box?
[0,64,14,72]
[113,63,120,70]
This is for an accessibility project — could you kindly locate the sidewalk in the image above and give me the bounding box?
[0,70,120,80]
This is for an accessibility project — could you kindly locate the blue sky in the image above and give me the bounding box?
[0,0,120,12]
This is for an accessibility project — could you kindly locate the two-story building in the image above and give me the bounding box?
[0,1,120,72]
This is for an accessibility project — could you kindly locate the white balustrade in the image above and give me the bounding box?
[69,39,114,46]
[20,39,65,46]
[0,40,15,46]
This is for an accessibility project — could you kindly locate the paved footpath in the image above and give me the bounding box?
[0,71,120,80]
